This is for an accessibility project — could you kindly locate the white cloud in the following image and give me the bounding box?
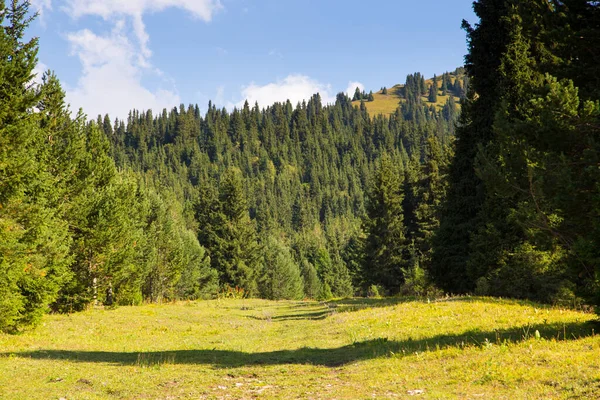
[65,27,180,119]
[61,0,222,119]
[32,61,49,86]
[232,74,335,109]
[64,0,222,58]
[345,81,364,97]
[65,0,221,21]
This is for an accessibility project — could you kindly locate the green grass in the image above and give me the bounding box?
[1,297,598,399]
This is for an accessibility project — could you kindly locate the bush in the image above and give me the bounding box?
[367,284,382,298]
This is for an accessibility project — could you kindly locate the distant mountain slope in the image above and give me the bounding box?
[352,68,467,116]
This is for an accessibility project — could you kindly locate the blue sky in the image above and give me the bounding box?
[29,0,477,119]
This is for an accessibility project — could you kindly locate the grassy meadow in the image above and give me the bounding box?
[1,297,598,399]
[352,76,462,116]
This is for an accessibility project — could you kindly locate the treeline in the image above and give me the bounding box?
[0,0,459,332]
[102,78,457,301]
[432,0,600,307]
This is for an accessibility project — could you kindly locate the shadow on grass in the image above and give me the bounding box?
[242,299,409,321]
[327,297,415,313]
[246,310,331,321]
[243,296,591,322]
[4,321,597,368]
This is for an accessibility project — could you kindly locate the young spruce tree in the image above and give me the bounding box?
[363,153,407,293]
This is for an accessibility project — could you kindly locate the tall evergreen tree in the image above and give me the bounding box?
[431,0,513,293]
[363,154,407,293]
[415,136,449,269]
[471,3,600,304]
[0,1,71,331]
[196,168,262,295]
[428,83,438,103]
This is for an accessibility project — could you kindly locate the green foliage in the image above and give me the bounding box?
[196,169,262,295]
[300,259,321,299]
[432,0,515,293]
[363,154,407,293]
[411,135,450,273]
[366,284,382,298]
[399,241,439,297]
[317,282,333,300]
[428,83,437,103]
[175,229,218,300]
[258,237,304,300]
[434,0,600,311]
[0,1,71,331]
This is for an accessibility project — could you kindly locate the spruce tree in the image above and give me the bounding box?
[258,237,304,300]
[428,84,438,103]
[196,168,262,295]
[471,3,600,304]
[441,72,449,95]
[415,136,448,270]
[300,259,321,299]
[0,1,70,331]
[431,0,513,293]
[363,154,407,293]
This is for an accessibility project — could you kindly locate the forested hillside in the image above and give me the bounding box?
[96,69,459,302]
[1,0,599,334]
[351,69,468,116]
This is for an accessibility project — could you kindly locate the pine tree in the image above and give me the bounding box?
[471,4,600,304]
[258,237,304,300]
[415,136,448,270]
[175,228,218,300]
[428,84,437,103]
[431,0,513,293]
[363,154,407,293]
[441,72,449,96]
[0,1,71,331]
[196,168,262,295]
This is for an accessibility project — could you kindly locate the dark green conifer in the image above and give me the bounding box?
[0,1,70,331]
[363,154,407,293]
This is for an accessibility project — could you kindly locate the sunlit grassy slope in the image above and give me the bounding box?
[353,74,464,116]
[1,297,598,399]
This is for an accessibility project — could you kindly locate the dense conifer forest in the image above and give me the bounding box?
[0,0,599,333]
